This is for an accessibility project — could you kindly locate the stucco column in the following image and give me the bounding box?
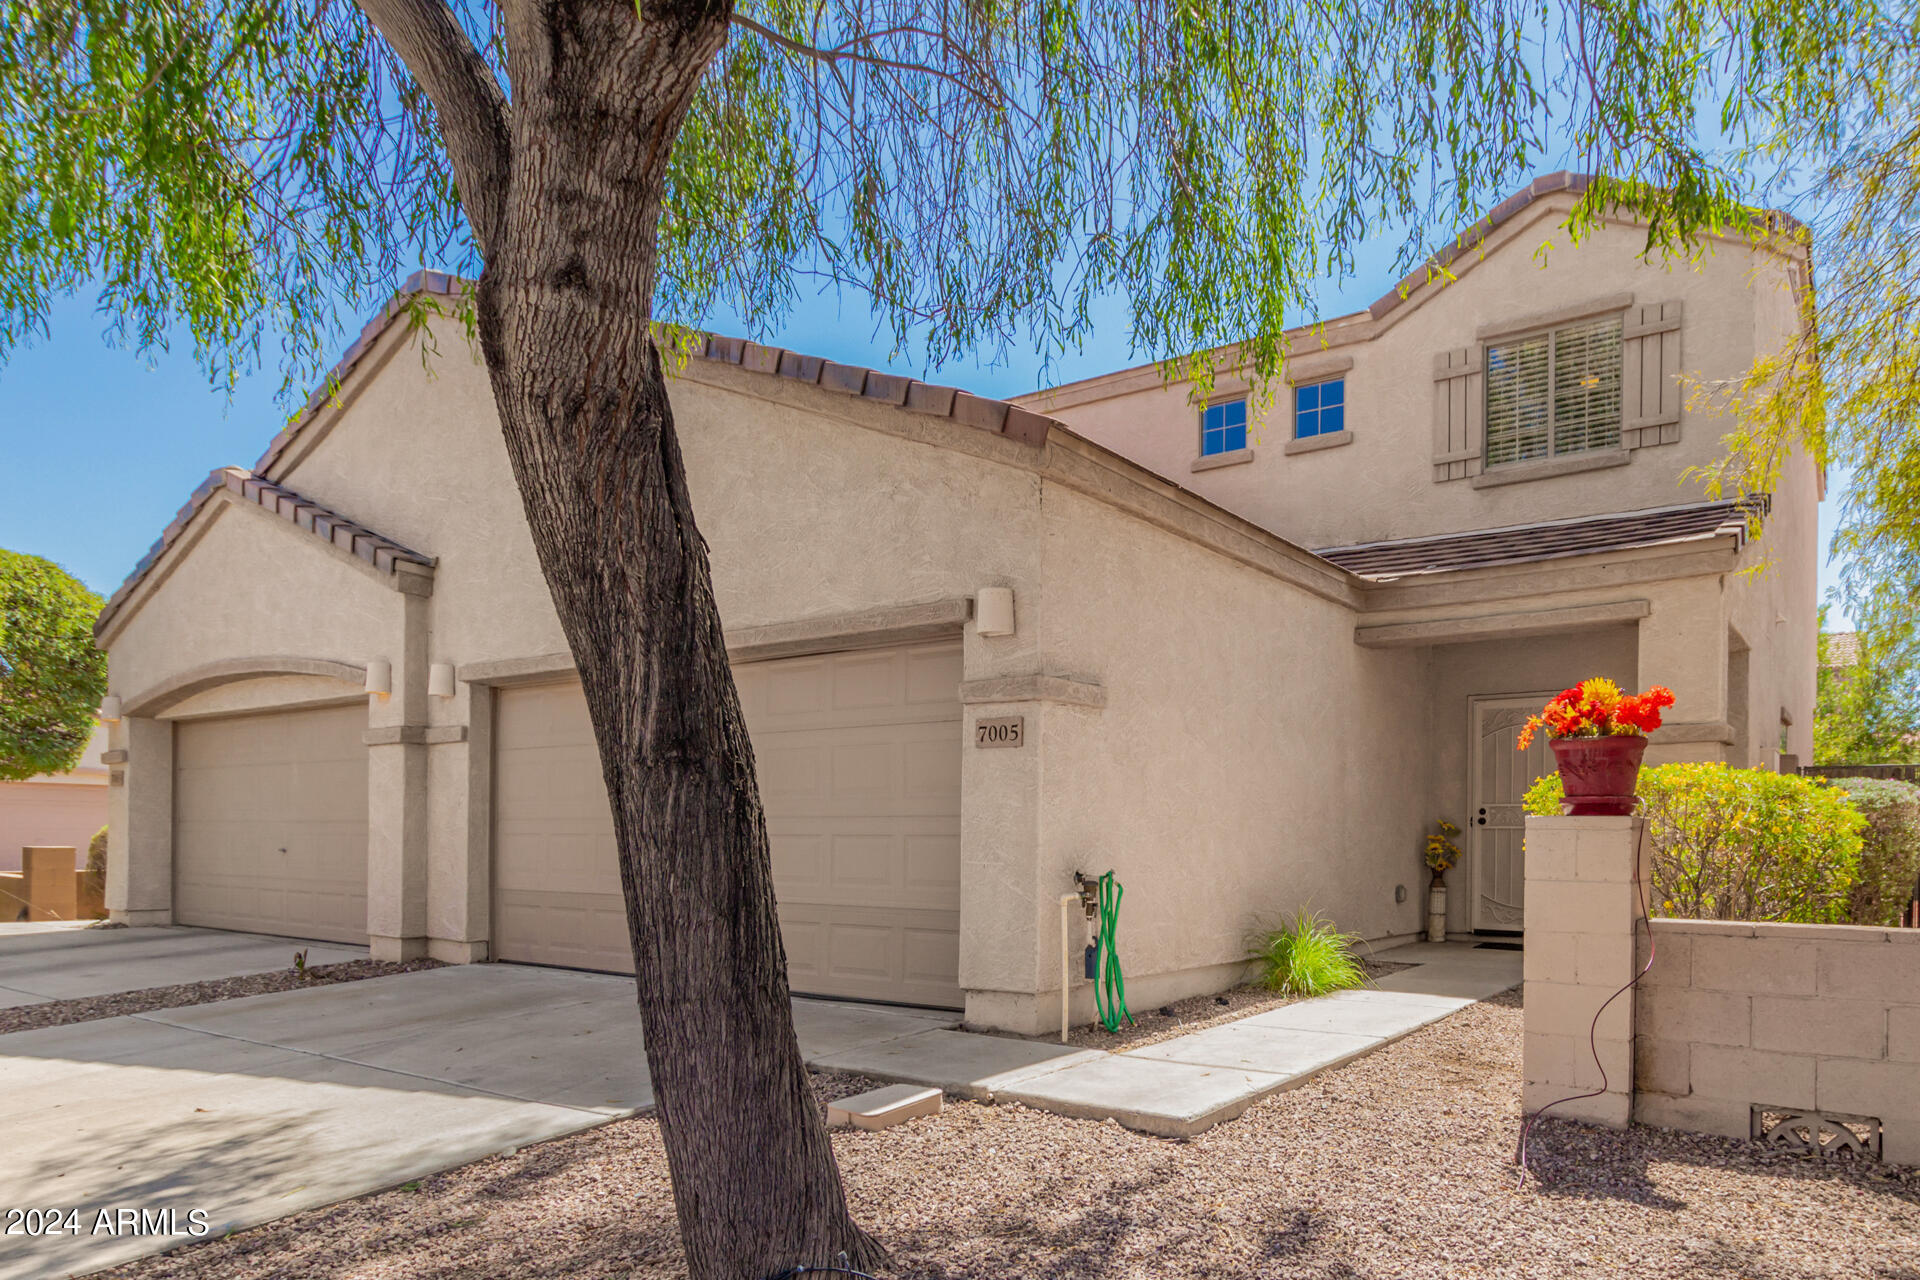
[1521,814,1648,1127]
[957,685,1045,1033]
[365,592,430,960]
[426,680,491,962]
[1637,575,1731,764]
[105,714,173,925]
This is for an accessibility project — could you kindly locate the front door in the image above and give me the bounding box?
[1468,695,1557,932]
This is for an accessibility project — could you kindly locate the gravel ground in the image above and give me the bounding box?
[97,988,1919,1280]
[0,959,444,1035]
[1009,957,1417,1052]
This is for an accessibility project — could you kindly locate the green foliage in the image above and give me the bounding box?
[1831,777,1920,926]
[1251,908,1367,998]
[1521,771,1565,818]
[1523,763,1866,923]
[1814,618,1920,765]
[0,550,107,782]
[84,824,107,903]
[0,0,1879,400]
[1691,30,1920,696]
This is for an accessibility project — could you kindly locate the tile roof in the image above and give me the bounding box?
[688,333,1055,447]
[1314,497,1766,581]
[1823,631,1860,668]
[95,467,434,639]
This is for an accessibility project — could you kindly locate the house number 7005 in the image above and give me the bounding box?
[974,716,1024,748]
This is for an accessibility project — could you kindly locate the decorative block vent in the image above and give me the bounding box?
[1752,1107,1883,1160]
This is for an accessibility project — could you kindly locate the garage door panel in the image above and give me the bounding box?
[173,703,368,944]
[494,888,632,971]
[495,642,963,1006]
[904,834,962,899]
[904,646,964,705]
[777,903,962,1008]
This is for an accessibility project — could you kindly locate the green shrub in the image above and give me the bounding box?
[1523,763,1865,923]
[1250,908,1368,997]
[1830,777,1920,926]
[84,825,107,910]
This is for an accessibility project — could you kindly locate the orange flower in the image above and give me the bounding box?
[1516,680,1676,749]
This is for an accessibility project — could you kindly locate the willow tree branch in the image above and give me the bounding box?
[728,12,1026,123]
[352,0,509,255]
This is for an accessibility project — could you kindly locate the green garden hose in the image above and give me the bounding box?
[1094,871,1134,1032]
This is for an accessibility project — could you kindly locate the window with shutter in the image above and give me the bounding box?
[1484,314,1622,467]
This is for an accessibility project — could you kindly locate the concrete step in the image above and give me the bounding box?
[827,1083,943,1131]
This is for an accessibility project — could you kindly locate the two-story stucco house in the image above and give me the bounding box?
[94,173,1818,1032]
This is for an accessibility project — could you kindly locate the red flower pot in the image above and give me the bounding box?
[1549,735,1648,816]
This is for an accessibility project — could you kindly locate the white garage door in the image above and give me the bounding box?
[172,704,369,943]
[492,642,964,1007]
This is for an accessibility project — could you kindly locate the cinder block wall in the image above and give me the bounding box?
[1635,920,1920,1165]
[1522,816,1647,1128]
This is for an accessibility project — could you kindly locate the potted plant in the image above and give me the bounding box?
[1516,678,1676,815]
[1423,820,1461,942]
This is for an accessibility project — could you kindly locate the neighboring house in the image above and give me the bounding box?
[0,720,108,873]
[93,173,1818,1031]
[1822,631,1859,671]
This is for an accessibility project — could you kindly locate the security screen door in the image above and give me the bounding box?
[1469,695,1558,932]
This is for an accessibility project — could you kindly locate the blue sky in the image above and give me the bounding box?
[0,235,1855,628]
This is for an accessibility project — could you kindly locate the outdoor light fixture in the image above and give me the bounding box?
[364,658,392,699]
[98,695,123,723]
[428,663,455,698]
[975,586,1016,637]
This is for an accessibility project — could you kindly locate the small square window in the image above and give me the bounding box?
[1201,398,1248,456]
[1295,378,1346,439]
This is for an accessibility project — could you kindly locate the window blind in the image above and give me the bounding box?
[1484,315,1622,466]
[1552,317,1623,455]
[1485,334,1549,466]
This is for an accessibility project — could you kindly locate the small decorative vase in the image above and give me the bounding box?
[1427,880,1447,943]
[1549,735,1649,816]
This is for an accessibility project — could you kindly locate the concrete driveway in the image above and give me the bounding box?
[0,957,953,1280]
[0,924,364,1009]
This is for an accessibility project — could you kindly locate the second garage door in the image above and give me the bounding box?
[492,642,964,1007]
[172,703,369,943]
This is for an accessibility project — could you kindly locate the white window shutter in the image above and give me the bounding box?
[1431,348,1483,481]
[1621,301,1683,448]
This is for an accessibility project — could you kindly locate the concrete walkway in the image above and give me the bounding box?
[0,963,951,1280]
[0,924,364,1009]
[0,937,1514,1278]
[820,941,1522,1137]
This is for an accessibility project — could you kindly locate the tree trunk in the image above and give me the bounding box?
[472,1,886,1274]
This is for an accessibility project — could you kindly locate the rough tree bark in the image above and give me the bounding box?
[354,0,889,1274]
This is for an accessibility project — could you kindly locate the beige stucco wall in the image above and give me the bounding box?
[104,500,401,703]
[993,483,1429,1031]
[1028,198,1807,552]
[1636,919,1920,1166]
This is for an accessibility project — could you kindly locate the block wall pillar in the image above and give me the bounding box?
[21,846,79,921]
[1522,815,1649,1127]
